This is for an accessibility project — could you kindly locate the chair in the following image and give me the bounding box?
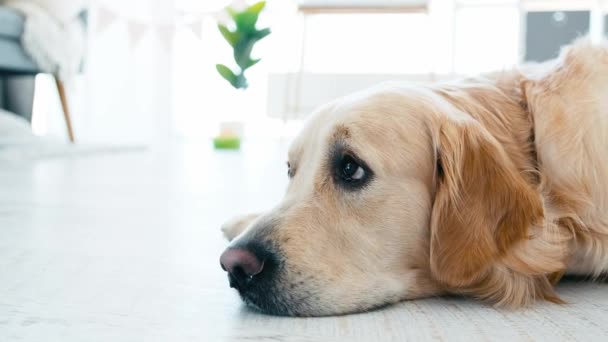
[0,6,75,142]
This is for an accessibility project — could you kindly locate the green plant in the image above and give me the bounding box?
[216,1,271,90]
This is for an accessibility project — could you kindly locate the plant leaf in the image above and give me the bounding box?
[218,0,268,89]
[218,24,238,47]
[234,11,258,32]
[233,39,255,70]
[248,1,266,15]
[245,58,261,69]
[252,27,271,40]
[226,7,238,18]
[216,64,238,88]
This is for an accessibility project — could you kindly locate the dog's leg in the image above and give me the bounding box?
[221,213,260,241]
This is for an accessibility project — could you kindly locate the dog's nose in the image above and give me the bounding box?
[220,247,265,289]
[220,248,264,275]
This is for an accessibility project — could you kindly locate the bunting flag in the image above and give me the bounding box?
[186,20,203,40]
[96,7,117,35]
[156,26,175,50]
[95,6,206,51]
[127,20,148,48]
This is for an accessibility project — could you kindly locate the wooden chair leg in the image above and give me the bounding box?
[54,78,75,143]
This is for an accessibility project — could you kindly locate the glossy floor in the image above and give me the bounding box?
[1,141,607,341]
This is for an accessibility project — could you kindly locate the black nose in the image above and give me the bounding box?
[220,246,267,290]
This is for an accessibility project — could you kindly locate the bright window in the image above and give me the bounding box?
[172,0,527,138]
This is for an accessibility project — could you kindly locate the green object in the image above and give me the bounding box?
[213,136,241,150]
[216,1,271,89]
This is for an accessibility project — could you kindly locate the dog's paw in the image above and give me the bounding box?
[221,213,260,241]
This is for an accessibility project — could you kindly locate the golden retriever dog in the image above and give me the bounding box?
[219,39,608,316]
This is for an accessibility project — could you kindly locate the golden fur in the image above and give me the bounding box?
[221,39,608,316]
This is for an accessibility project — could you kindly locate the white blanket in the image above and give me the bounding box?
[2,0,86,80]
[0,109,144,161]
[0,108,39,145]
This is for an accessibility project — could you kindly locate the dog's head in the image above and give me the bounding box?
[220,82,567,316]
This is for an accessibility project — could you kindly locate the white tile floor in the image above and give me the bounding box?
[1,141,608,341]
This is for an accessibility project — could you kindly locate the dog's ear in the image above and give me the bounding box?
[429,116,544,288]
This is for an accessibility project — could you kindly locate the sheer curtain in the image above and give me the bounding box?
[82,0,174,144]
[34,0,175,145]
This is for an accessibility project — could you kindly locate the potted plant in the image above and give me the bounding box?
[213,0,271,150]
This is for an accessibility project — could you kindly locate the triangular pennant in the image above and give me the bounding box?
[127,20,148,48]
[96,7,117,35]
[187,20,203,40]
[157,26,175,51]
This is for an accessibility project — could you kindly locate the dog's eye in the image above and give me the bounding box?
[341,157,364,180]
[337,155,366,183]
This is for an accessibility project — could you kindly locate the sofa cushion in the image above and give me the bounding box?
[0,7,24,40]
[0,38,38,73]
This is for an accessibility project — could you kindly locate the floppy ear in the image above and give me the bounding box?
[429,117,544,288]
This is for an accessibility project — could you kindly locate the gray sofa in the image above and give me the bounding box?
[0,6,78,142]
[0,7,38,73]
[0,7,37,123]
